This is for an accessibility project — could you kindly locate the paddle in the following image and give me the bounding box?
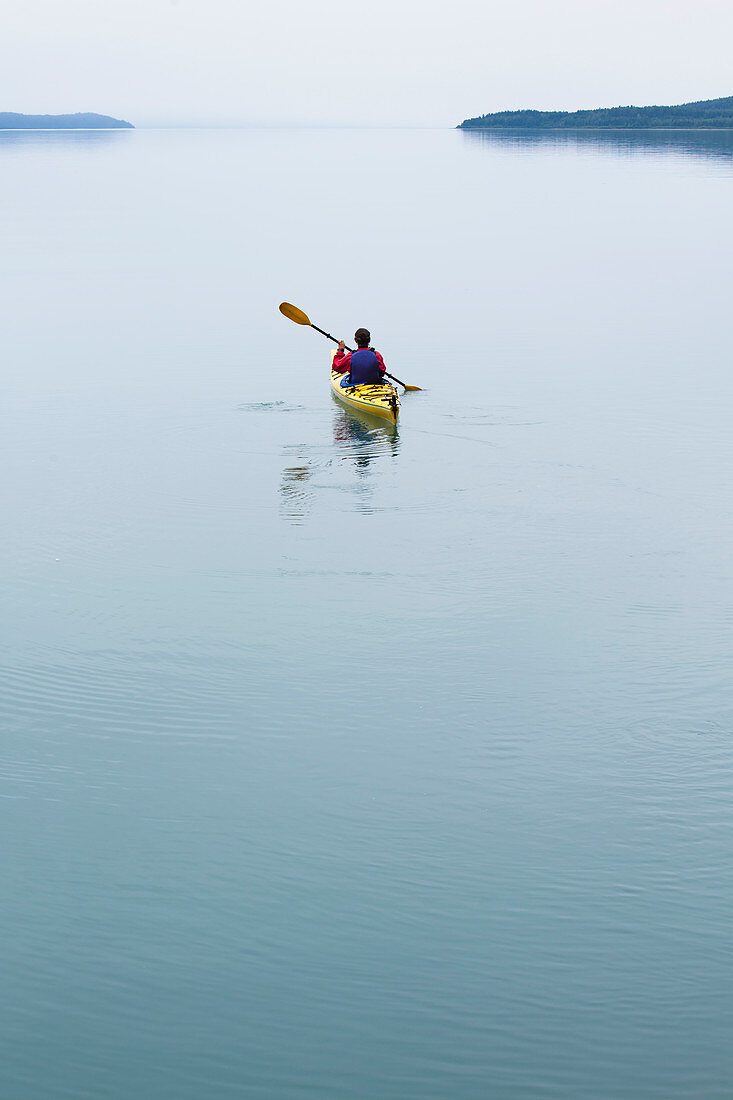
[279,302,422,391]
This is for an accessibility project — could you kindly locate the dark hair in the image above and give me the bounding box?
[354,328,371,348]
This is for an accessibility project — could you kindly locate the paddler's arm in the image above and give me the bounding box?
[333,339,351,373]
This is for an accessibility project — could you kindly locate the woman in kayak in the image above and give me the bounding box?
[333,328,387,385]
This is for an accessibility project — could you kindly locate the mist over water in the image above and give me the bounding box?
[2,126,733,1098]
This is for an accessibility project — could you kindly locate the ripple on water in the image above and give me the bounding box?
[236,401,307,413]
[0,652,246,753]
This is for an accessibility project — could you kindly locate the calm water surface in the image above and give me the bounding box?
[2,126,733,1098]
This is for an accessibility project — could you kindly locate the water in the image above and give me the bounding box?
[2,126,733,1098]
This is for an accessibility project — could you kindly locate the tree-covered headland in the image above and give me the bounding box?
[458,96,733,129]
[0,112,133,129]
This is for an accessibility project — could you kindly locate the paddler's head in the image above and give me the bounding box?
[354,328,370,348]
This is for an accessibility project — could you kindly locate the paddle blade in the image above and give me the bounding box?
[279,302,311,326]
[403,383,422,391]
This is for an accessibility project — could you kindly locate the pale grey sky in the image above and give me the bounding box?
[3,0,732,127]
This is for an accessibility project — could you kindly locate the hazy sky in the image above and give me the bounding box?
[3,0,733,127]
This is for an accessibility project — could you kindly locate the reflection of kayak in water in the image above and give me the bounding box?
[330,354,399,424]
[332,403,400,461]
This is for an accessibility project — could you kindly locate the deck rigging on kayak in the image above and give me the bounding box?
[330,353,399,424]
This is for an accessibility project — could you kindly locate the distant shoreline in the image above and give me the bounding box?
[0,112,133,130]
[460,126,733,132]
[458,96,733,130]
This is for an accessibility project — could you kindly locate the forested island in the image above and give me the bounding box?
[0,112,133,129]
[459,95,733,130]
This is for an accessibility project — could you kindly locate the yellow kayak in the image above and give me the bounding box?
[330,354,399,424]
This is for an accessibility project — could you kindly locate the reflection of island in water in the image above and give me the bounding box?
[0,128,131,150]
[461,127,733,165]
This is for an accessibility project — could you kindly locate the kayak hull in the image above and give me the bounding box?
[330,356,399,424]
